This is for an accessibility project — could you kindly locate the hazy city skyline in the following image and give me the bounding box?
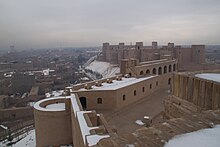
[0,0,220,50]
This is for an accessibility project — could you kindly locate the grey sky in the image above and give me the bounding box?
[0,0,220,49]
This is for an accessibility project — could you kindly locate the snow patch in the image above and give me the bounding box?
[164,125,220,147]
[135,120,145,126]
[46,103,65,111]
[0,125,8,130]
[86,135,110,146]
[85,60,119,78]
[195,73,220,83]
[45,90,64,98]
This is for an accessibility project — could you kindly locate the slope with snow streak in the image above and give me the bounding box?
[85,60,119,78]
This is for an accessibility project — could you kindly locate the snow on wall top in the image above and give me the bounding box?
[70,94,110,146]
[195,73,220,83]
[34,97,68,112]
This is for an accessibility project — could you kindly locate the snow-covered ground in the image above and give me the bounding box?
[164,125,220,147]
[0,129,72,147]
[85,60,120,78]
[195,73,220,83]
[0,130,36,147]
[14,130,36,147]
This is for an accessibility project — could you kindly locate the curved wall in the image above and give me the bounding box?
[34,97,72,147]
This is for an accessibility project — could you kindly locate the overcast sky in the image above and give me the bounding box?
[0,0,220,49]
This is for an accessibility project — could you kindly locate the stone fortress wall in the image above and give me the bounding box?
[99,41,219,71]
[33,41,220,147]
[34,57,178,146]
[172,71,220,110]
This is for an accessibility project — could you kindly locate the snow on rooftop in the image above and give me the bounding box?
[46,90,64,98]
[195,73,220,83]
[46,103,65,111]
[42,68,55,76]
[78,76,156,91]
[164,125,220,147]
[34,97,69,112]
[85,60,119,78]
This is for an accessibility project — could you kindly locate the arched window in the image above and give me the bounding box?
[169,65,172,72]
[164,66,167,74]
[142,87,145,92]
[97,98,102,104]
[123,95,126,101]
[158,67,162,75]
[146,69,150,74]
[150,84,152,89]
[156,81,158,86]
[140,71,143,75]
[152,68,156,74]
[173,64,176,71]
[134,90,136,96]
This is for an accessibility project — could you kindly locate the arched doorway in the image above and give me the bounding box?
[79,97,87,110]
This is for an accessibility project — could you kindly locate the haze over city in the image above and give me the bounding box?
[0,0,220,49]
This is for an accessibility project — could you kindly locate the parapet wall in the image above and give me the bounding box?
[172,72,220,110]
[120,58,177,77]
[70,75,123,91]
[0,107,33,122]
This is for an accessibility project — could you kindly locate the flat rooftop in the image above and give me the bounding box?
[77,76,156,91]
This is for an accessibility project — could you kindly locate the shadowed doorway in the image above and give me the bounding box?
[79,97,87,110]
